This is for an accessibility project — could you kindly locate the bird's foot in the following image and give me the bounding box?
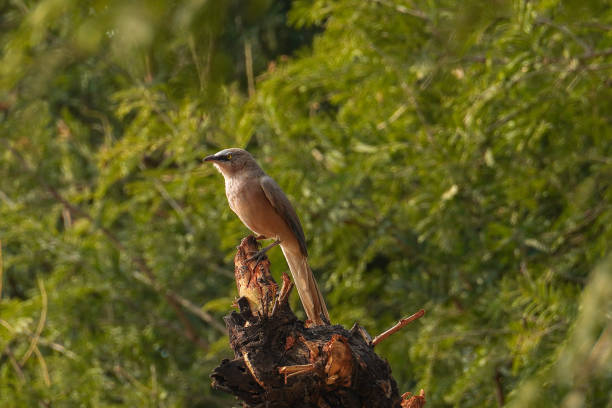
[247,239,281,266]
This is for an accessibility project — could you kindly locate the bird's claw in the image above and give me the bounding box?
[246,239,281,269]
[246,250,267,264]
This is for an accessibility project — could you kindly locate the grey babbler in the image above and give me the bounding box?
[204,148,330,325]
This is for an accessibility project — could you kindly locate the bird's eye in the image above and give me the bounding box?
[226,154,232,160]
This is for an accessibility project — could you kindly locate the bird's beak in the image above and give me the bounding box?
[203,154,217,162]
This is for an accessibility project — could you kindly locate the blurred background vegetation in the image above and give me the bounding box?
[1,0,611,406]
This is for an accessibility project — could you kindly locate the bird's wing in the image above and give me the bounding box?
[260,175,308,256]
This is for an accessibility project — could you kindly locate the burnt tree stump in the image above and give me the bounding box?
[211,236,425,408]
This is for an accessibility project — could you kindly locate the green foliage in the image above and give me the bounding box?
[1,0,611,407]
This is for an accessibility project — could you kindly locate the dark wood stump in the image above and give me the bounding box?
[211,236,425,408]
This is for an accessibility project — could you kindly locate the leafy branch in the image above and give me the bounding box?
[2,139,224,351]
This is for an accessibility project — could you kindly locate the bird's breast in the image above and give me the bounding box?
[225,176,284,239]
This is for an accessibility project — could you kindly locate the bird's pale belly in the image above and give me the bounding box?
[227,181,285,240]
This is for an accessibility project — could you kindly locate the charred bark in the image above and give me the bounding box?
[211,236,425,408]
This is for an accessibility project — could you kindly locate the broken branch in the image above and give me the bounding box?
[372,309,425,347]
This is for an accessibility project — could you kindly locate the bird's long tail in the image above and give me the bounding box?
[280,244,329,325]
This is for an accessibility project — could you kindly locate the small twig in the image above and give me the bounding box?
[132,271,226,334]
[150,363,159,405]
[0,318,77,359]
[244,37,255,98]
[205,30,215,84]
[486,97,551,133]
[278,272,294,304]
[535,17,592,53]
[577,325,611,385]
[579,47,612,61]
[113,364,149,392]
[4,345,25,382]
[141,89,180,135]
[38,337,77,360]
[377,104,408,130]
[188,34,205,92]
[372,309,425,346]
[20,277,47,365]
[34,346,51,386]
[371,0,429,20]
[494,368,504,407]
[0,189,16,208]
[138,162,194,234]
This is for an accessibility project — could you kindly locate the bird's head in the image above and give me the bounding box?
[203,148,257,177]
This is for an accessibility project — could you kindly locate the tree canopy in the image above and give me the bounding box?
[1,0,611,407]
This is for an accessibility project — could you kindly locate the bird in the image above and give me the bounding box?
[204,148,330,325]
